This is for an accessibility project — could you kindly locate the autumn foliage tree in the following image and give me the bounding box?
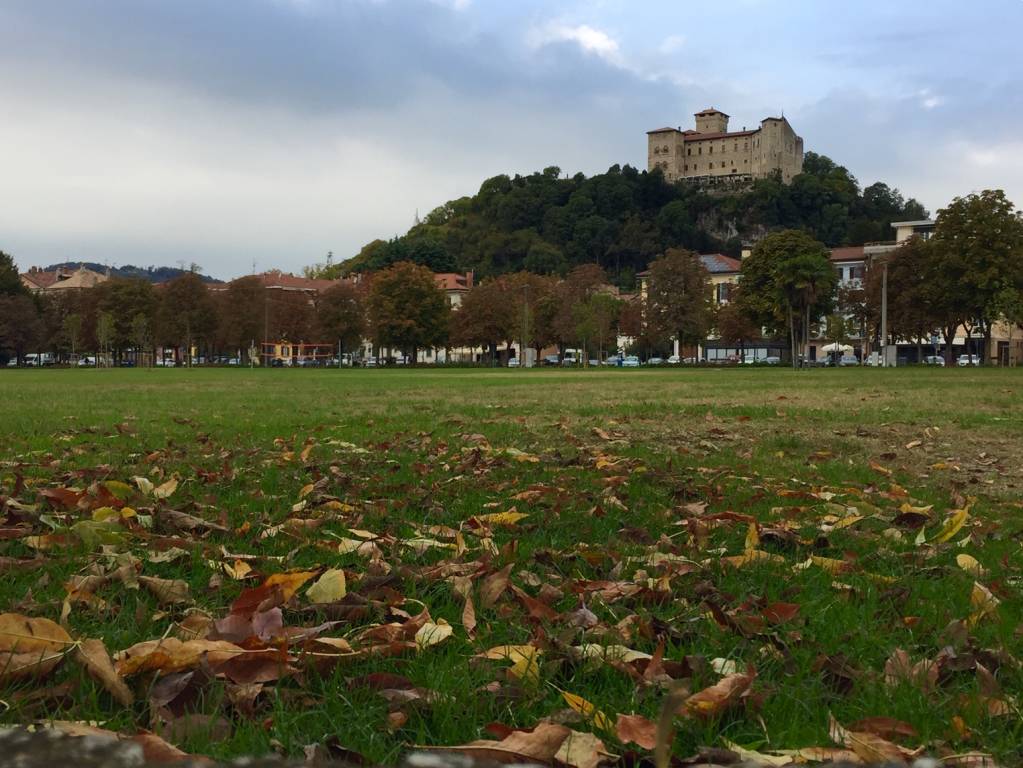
[316,281,365,356]
[367,261,450,362]
[645,248,712,354]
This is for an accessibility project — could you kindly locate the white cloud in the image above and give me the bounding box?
[528,22,621,64]
[658,34,686,54]
[918,88,944,110]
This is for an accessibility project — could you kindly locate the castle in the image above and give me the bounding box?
[647,108,803,184]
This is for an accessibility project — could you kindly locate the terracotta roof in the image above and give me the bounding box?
[646,127,681,134]
[699,253,742,273]
[45,266,108,291]
[21,269,61,289]
[434,272,474,292]
[257,270,338,293]
[695,108,729,117]
[830,246,866,263]
[683,129,758,142]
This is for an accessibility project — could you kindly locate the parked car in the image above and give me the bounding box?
[646,357,664,366]
[155,358,176,367]
[270,357,286,368]
[923,355,945,366]
[542,354,560,366]
[604,355,623,366]
[763,356,781,365]
[77,356,96,367]
[507,357,519,368]
[838,355,860,367]
[561,355,578,366]
[684,356,699,364]
[227,357,241,366]
[363,356,378,367]
[119,359,136,368]
[957,354,980,367]
[6,358,18,367]
[622,355,641,368]
[667,355,681,364]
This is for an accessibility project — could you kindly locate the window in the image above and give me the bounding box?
[709,146,713,154]
[687,148,691,156]
[684,164,688,171]
[663,145,669,153]
[653,147,660,155]
[721,162,726,168]
[698,147,702,155]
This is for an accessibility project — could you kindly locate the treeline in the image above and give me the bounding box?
[308,153,927,286]
[36,262,220,284]
[0,263,364,364]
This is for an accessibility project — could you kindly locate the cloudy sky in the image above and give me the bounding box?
[2,0,1021,279]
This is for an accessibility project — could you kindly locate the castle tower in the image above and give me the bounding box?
[694,108,729,134]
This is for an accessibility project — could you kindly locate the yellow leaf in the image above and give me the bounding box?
[475,511,530,527]
[956,554,986,577]
[133,476,154,496]
[306,568,346,604]
[102,480,134,499]
[477,645,541,685]
[966,581,1000,628]
[832,514,864,531]
[153,477,179,500]
[930,508,969,544]
[744,522,759,550]
[415,619,453,650]
[721,549,786,568]
[561,691,615,734]
[223,559,252,580]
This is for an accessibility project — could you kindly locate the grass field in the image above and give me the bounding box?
[0,367,1021,765]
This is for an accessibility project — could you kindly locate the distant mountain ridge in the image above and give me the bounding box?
[42,262,222,284]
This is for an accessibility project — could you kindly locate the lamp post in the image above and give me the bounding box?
[880,259,889,367]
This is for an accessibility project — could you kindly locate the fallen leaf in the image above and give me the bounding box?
[416,722,570,763]
[561,690,614,734]
[681,668,755,719]
[0,613,74,681]
[76,638,134,706]
[306,569,347,604]
[930,508,970,545]
[615,713,657,750]
[153,477,179,499]
[415,619,453,650]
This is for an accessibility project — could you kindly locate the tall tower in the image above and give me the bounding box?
[693,108,729,134]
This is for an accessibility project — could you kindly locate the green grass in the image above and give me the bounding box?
[1,366,1022,763]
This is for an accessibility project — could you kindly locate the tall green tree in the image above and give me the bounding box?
[645,248,712,354]
[0,294,43,363]
[216,276,266,357]
[367,262,450,362]
[930,190,1023,364]
[0,251,25,297]
[738,230,837,368]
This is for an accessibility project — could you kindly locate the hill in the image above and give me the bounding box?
[311,152,927,288]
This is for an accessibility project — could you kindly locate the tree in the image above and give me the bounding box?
[645,248,712,354]
[865,237,940,360]
[63,313,83,361]
[452,278,516,362]
[551,264,608,353]
[739,230,837,368]
[930,190,1023,364]
[0,295,43,363]
[216,276,266,359]
[823,314,849,362]
[366,261,450,362]
[317,282,365,357]
[131,313,151,366]
[0,251,25,297]
[156,273,217,365]
[96,311,116,366]
[573,292,620,363]
[94,278,157,359]
[715,292,760,360]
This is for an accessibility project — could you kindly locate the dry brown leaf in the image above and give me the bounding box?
[555,730,614,768]
[681,668,755,719]
[828,714,909,764]
[416,722,571,764]
[480,563,513,608]
[76,638,133,706]
[615,713,657,750]
[0,612,74,681]
[139,575,191,605]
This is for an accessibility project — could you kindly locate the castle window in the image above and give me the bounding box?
[653,147,660,154]
[698,147,702,155]
[709,146,713,154]
[687,148,691,156]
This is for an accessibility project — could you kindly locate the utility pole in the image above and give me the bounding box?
[880,260,889,368]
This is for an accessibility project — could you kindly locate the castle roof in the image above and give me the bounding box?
[695,108,730,117]
[684,129,758,142]
[646,127,681,134]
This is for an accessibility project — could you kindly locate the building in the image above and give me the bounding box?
[433,272,474,307]
[20,265,109,293]
[647,108,804,184]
